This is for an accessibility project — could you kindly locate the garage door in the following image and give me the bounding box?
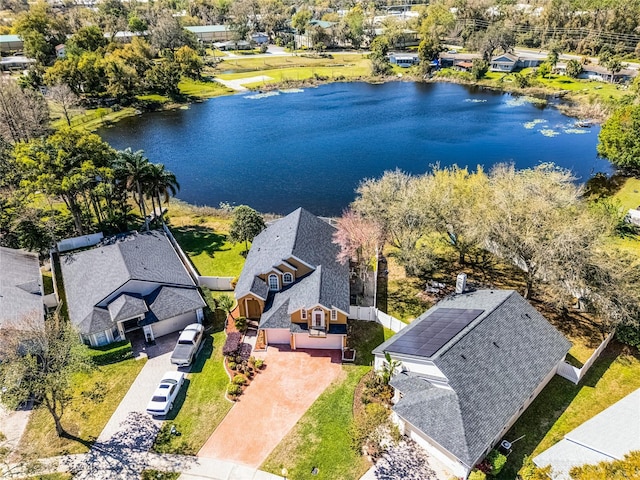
[294,334,343,350]
[265,328,291,344]
[151,311,197,338]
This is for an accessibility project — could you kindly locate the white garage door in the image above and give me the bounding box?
[265,328,291,344]
[151,311,197,338]
[294,334,343,350]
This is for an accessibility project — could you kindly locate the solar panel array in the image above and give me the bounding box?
[387,308,485,357]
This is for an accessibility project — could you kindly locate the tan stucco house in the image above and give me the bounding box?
[235,208,350,350]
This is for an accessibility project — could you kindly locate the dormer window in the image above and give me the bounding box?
[268,274,279,291]
[331,308,337,321]
[283,272,293,284]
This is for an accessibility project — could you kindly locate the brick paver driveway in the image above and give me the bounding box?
[197,346,343,467]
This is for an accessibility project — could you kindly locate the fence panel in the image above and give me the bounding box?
[556,361,581,384]
[349,305,376,321]
[198,276,234,291]
[57,232,104,252]
[376,311,407,333]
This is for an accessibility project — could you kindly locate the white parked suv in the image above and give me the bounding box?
[146,371,185,417]
[170,323,204,367]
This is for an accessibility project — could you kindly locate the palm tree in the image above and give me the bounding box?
[147,163,180,224]
[217,293,236,326]
[115,148,152,230]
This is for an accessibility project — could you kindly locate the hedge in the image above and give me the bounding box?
[88,340,133,365]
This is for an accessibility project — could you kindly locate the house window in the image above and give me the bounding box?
[301,309,307,320]
[268,274,279,291]
[331,309,337,321]
[313,308,325,328]
[283,272,293,284]
[94,330,109,346]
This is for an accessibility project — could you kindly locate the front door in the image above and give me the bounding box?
[246,299,262,319]
[313,309,325,328]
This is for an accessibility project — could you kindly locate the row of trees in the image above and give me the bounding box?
[336,164,639,332]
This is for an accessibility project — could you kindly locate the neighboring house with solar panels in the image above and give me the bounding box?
[0,246,44,332]
[373,290,571,479]
[58,230,205,347]
[234,208,350,351]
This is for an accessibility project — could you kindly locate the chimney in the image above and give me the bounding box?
[455,273,467,294]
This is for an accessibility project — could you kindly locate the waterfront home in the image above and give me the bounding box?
[389,52,419,67]
[58,230,205,347]
[489,53,545,72]
[373,290,571,479]
[235,208,350,351]
[185,25,235,43]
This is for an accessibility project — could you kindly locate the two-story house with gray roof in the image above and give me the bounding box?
[0,246,44,332]
[59,230,205,347]
[235,208,350,350]
[373,290,571,478]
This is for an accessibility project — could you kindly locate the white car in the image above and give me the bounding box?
[146,371,185,417]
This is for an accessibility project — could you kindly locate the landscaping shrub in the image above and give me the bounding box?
[88,341,133,365]
[227,383,241,396]
[349,402,389,455]
[141,470,179,480]
[234,316,247,333]
[468,470,486,480]
[254,359,264,369]
[519,455,551,480]
[616,324,640,349]
[232,374,246,385]
[223,332,242,356]
[228,362,236,370]
[486,449,507,475]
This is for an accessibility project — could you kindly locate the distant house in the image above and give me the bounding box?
[0,247,44,332]
[439,52,480,68]
[294,20,336,49]
[0,34,23,53]
[490,52,520,72]
[533,389,640,479]
[578,64,636,83]
[373,290,571,479]
[251,32,269,45]
[454,60,473,72]
[235,208,350,351]
[58,230,205,347]
[389,52,419,67]
[185,25,235,43]
[55,44,66,58]
[0,55,36,71]
[213,40,252,51]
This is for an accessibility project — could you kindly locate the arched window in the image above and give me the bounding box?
[268,274,279,291]
[283,272,293,284]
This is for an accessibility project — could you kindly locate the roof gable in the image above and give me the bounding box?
[0,247,43,329]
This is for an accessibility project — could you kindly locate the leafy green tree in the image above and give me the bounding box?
[418,37,440,65]
[471,58,489,80]
[14,127,116,235]
[128,14,148,34]
[598,104,640,172]
[229,205,265,253]
[344,5,365,49]
[103,55,140,99]
[14,1,68,63]
[291,8,312,35]
[145,61,181,96]
[570,450,640,479]
[537,62,552,78]
[565,59,583,78]
[66,26,108,55]
[0,313,92,436]
[175,45,204,79]
[369,36,391,76]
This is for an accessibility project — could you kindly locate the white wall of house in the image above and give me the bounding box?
[265,328,291,344]
[293,333,343,350]
[151,310,199,338]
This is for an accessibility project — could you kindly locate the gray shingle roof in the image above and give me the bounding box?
[146,286,205,322]
[236,208,349,321]
[108,294,148,322]
[0,247,43,330]
[380,290,571,468]
[60,230,199,334]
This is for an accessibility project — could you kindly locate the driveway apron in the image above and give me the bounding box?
[197,346,343,468]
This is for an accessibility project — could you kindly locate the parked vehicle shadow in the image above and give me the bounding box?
[183,335,214,374]
[163,378,191,421]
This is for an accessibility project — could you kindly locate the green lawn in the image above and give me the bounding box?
[262,321,393,480]
[152,293,232,455]
[613,177,640,211]
[41,271,54,295]
[172,225,247,277]
[497,341,640,479]
[178,77,234,98]
[19,347,146,458]
[52,106,138,131]
[386,277,431,323]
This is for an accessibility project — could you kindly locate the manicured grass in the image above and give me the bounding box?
[19,354,146,458]
[386,277,431,323]
[497,342,640,479]
[52,107,138,131]
[153,294,232,455]
[262,321,393,480]
[136,94,171,103]
[178,77,234,98]
[172,225,247,277]
[41,271,54,295]
[613,177,640,211]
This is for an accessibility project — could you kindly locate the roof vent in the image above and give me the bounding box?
[455,273,467,294]
[493,341,500,348]
[460,354,467,360]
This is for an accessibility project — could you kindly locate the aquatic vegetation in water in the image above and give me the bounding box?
[563,128,589,135]
[506,96,547,107]
[280,88,304,94]
[540,129,560,137]
[245,91,280,100]
[524,119,547,129]
[464,98,487,103]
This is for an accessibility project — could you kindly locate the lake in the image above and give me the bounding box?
[98,81,611,216]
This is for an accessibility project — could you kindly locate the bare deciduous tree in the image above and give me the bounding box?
[0,78,49,143]
[46,83,80,127]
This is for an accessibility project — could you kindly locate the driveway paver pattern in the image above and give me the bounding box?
[197,346,343,467]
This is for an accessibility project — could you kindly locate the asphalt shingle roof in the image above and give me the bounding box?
[0,247,43,330]
[145,286,205,322]
[236,208,349,326]
[60,230,199,334]
[379,290,571,468]
[108,293,148,322]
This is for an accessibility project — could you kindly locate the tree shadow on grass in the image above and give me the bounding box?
[348,320,385,366]
[496,341,625,479]
[172,225,228,258]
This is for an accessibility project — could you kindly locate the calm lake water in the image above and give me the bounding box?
[98,82,610,216]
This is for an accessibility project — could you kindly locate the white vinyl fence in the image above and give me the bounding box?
[349,306,407,333]
[57,232,103,252]
[556,330,616,384]
[198,276,234,291]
